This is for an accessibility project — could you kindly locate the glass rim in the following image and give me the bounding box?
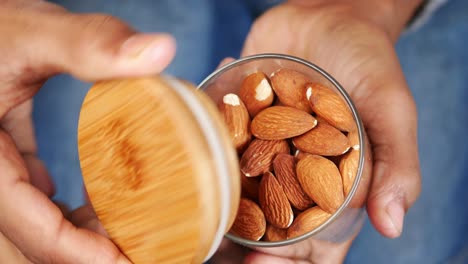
[197,53,366,247]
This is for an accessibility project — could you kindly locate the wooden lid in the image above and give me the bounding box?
[78,77,240,263]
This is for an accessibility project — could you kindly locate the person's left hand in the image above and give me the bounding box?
[0,1,175,262]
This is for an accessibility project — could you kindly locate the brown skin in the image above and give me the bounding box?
[213,0,423,263]
[0,0,174,263]
[0,0,422,263]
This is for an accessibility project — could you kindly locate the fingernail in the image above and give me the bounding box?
[385,200,404,237]
[120,33,174,61]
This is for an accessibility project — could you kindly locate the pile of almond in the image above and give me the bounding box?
[219,69,360,242]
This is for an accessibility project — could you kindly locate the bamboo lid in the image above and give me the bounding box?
[78,77,240,263]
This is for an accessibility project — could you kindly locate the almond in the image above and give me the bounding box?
[240,139,289,177]
[251,106,317,140]
[294,150,311,160]
[296,155,344,213]
[306,83,354,132]
[239,72,274,117]
[292,121,350,156]
[270,69,312,113]
[230,198,266,241]
[273,154,314,210]
[287,207,331,238]
[274,99,286,106]
[259,172,294,228]
[220,93,251,152]
[264,225,287,242]
[240,171,260,201]
[339,149,360,196]
[347,130,360,150]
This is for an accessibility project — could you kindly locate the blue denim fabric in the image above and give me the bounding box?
[33,0,467,263]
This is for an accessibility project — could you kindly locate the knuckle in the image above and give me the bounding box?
[68,13,133,60]
[84,14,124,30]
[369,161,421,209]
[63,13,134,69]
[78,14,132,38]
[369,181,406,203]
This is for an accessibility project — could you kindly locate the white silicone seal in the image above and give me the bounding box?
[163,76,231,262]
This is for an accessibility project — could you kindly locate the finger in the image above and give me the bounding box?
[210,239,251,263]
[4,7,176,82]
[244,252,310,264]
[68,205,108,237]
[363,85,422,238]
[1,100,35,153]
[0,232,31,264]
[54,201,70,216]
[23,154,55,197]
[0,131,130,264]
[217,57,236,69]
[251,238,352,263]
[1,100,55,196]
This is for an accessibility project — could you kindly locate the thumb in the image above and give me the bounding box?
[6,6,176,81]
[364,87,422,238]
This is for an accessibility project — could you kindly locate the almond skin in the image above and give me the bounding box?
[339,149,360,196]
[296,155,344,213]
[306,83,355,132]
[294,150,311,160]
[347,130,360,150]
[230,198,266,241]
[220,93,251,153]
[273,154,314,210]
[292,121,350,156]
[270,69,312,113]
[287,207,331,239]
[240,139,290,177]
[240,171,260,201]
[264,225,287,242]
[259,172,294,229]
[239,72,274,117]
[251,106,317,140]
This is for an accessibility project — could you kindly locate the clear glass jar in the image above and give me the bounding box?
[198,53,372,246]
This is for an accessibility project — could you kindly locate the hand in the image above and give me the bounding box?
[0,0,175,263]
[214,1,423,263]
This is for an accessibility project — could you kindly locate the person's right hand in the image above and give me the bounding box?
[0,0,175,263]
[213,1,423,263]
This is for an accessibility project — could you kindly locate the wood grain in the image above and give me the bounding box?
[78,77,240,264]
